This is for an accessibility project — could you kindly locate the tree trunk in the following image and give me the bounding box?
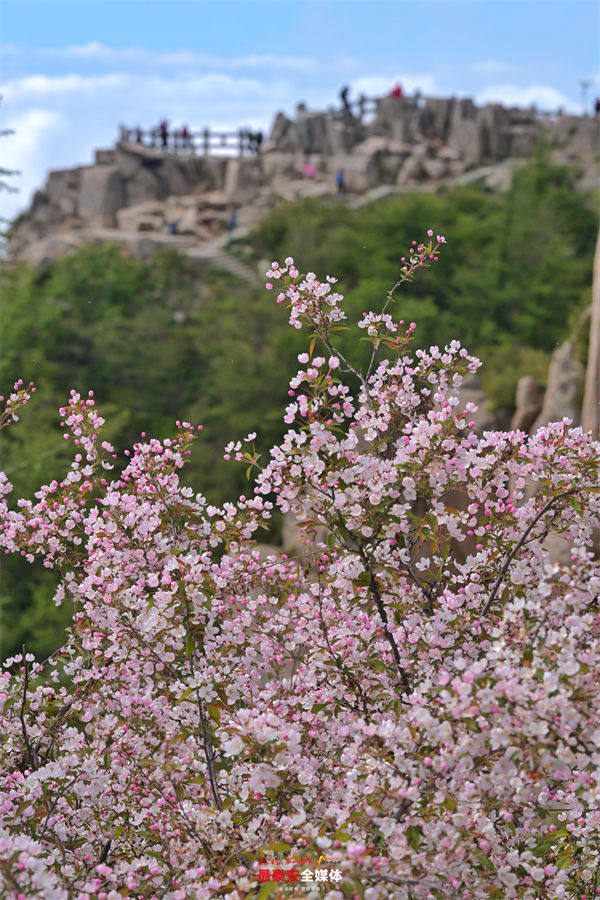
[581,226,600,439]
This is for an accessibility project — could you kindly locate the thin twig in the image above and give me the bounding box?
[356,549,411,693]
[481,491,573,617]
[18,650,38,772]
[316,586,371,721]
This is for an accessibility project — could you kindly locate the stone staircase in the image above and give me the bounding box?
[78,226,260,285]
[185,232,260,284]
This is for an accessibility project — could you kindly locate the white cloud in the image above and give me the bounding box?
[471,60,521,77]
[476,82,571,112]
[1,73,130,100]
[0,109,67,222]
[2,42,353,75]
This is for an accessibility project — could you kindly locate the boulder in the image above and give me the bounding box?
[422,157,449,179]
[352,136,392,156]
[46,168,82,218]
[22,233,83,269]
[267,111,296,151]
[260,152,301,181]
[532,340,585,430]
[123,165,165,207]
[115,144,145,179]
[295,111,330,154]
[134,236,163,259]
[508,124,540,158]
[117,201,166,232]
[477,105,511,161]
[373,96,420,144]
[271,178,333,202]
[158,157,199,197]
[282,510,328,552]
[234,157,265,189]
[117,199,164,220]
[397,147,429,184]
[224,158,240,200]
[515,375,544,409]
[344,137,408,184]
[328,152,379,193]
[455,373,500,434]
[172,208,201,236]
[78,166,124,227]
[448,98,482,165]
[324,115,364,155]
[420,97,454,142]
[548,116,599,156]
[95,148,116,165]
[511,376,544,433]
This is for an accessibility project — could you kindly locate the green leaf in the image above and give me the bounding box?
[175,686,194,705]
[406,825,422,849]
[474,849,495,871]
[332,829,350,841]
[207,703,221,724]
[185,635,195,657]
[353,572,371,587]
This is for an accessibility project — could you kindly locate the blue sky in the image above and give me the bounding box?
[1,0,598,221]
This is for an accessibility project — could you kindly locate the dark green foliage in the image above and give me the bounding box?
[254,157,596,354]
[0,156,596,658]
[0,248,297,657]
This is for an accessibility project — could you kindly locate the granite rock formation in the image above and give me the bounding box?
[7,93,598,264]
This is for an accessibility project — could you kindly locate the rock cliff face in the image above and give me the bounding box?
[9,146,239,259]
[8,93,598,263]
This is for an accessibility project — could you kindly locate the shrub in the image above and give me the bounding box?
[0,236,599,899]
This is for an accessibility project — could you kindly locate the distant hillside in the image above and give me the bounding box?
[1,154,597,660]
[7,91,598,267]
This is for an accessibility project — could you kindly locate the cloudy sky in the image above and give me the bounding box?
[1,0,598,222]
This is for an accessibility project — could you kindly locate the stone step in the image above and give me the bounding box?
[185,246,259,284]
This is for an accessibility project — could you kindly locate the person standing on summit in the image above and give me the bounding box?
[181,124,192,152]
[159,120,169,150]
[340,84,351,114]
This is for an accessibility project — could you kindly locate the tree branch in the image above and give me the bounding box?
[481,491,573,617]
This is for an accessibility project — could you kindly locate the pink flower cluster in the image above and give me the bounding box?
[0,379,36,430]
[399,230,445,279]
[266,257,346,331]
[1,235,599,899]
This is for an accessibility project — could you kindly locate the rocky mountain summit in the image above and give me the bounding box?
[7,93,598,266]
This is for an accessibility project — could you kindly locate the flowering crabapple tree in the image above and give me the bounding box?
[1,232,599,900]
